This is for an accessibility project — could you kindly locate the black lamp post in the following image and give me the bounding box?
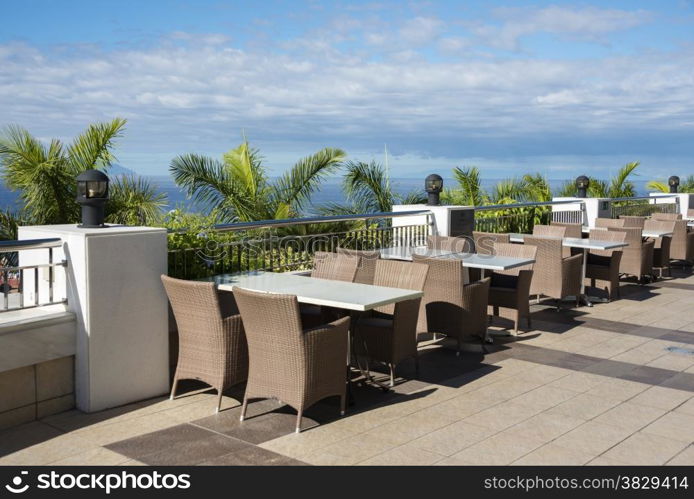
[575,175,590,198]
[76,169,109,228]
[668,176,680,193]
[425,174,443,206]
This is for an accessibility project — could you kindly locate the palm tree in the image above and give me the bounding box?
[647,175,694,193]
[556,161,640,198]
[170,141,346,222]
[0,119,126,224]
[444,167,551,206]
[0,119,164,227]
[106,175,167,226]
[319,160,426,215]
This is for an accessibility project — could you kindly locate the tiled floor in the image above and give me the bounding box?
[2,269,694,466]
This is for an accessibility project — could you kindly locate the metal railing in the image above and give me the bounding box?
[168,211,432,280]
[474,200,584,234]
[610,195,679,218]
[0,238,67,312]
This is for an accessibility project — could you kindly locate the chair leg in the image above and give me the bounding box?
[239,396,249,422]
[215,388,223,414]
[169,375,179,401]
[389,363,395,387]
[414,356,420,378]
[295,409,303,434]
[526,314,532,329]
[340,393,346,417]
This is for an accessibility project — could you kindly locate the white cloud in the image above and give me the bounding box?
[0,13,692,176]
[472,6,652,50]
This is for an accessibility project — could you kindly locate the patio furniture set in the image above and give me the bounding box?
[161,212,694,433]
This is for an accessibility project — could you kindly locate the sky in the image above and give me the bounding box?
[1,0,694,181]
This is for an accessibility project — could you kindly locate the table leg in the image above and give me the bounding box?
[580,247,593,307]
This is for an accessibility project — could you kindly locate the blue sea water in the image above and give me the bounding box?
[0,177,654,215]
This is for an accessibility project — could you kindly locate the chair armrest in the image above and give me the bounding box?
[562,253,584,295]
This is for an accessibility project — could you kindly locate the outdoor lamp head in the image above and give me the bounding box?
[425,174,443,206]
[668,176,680,193]
[76,169,109,228]
[575,175,590,198]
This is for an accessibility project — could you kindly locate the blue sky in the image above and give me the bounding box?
[2,0,694,181]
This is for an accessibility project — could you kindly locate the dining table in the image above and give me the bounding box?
[508,233,628,306]
[580,226,673,239]
[204,270,423,393]
[379,246,536,277]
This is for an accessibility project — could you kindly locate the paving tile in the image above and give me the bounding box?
[629,386,693,411]
[315,432,397,462]
[546,372,606,393]
[463,402,543,431]
[199,445,307,465]
[71,412,182,446]
[445,432,545,465]
[511,386,577,411]
[641,412,694,443]
[107,424,251,465]
[506,412,585,443]
[406,421,496,456]
[547,393,620,420]
[674,397,694,416]
[601,432,688,465]
[658,372,694,392]
[512,443,594,465]
[257,425,355,459]
[584,378,649,402]
[0,421,63,457]
[552,421,633,456]
[593,402,667,433]
[193,408,312,444]
[359,410,456,446]
[646,354,694,372]
[618,365,677,386]
[666,444,694,465]
[0,432,96,465]
[49,447,131,465]
[358,442,443,465]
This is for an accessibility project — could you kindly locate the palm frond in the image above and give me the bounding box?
[342,160,393,213]
[452,166,486,206]
[66,118,126,173]
[273,147,345,213]
[170,153,248,220]
[522,173,552,202]
[489,177,527,204]
[608,161,639,198]
[222,141,266,198]
[646,180,669,193]
[106,175,167,225]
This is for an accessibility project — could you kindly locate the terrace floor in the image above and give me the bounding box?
[2,269,694,466]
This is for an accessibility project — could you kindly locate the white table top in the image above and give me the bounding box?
[205,271,422,312]
[379,246,535,271]
[509,233,628,251]
[582,226,673,238]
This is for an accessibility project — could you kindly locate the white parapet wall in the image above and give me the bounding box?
[649,193,693,218]
[18,224,169,413]
[552,197,609,227]
[393,204,474,238]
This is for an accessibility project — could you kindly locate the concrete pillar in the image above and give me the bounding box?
[392,204,475,238]
[552,197,610,227]
[18,225,169,412]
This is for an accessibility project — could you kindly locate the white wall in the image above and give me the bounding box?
[19,225,169,412]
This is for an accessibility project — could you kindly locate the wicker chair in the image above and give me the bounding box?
[532,224,566,238]
[644,220,676,277]
[311,251,359,281]
[411,255,490,353]
[595,218,626,228]
[667,220,694,265]
[471,231,510,280]
[233,287,350,433]
[336,248,381,284]
[652,212,682,221]
[161,275,248,413]
[524,236,583,306]
[354,259,428,386]
[585,229,626,300]
[550,222,582,257]
[608,227,654,281]
[302,251,359,327]
[619,215,646,228]
[487,242,537,333]
[427,234,473,253]
[472,231,510,255]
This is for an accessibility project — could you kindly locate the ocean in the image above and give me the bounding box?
[0,177,654,215]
